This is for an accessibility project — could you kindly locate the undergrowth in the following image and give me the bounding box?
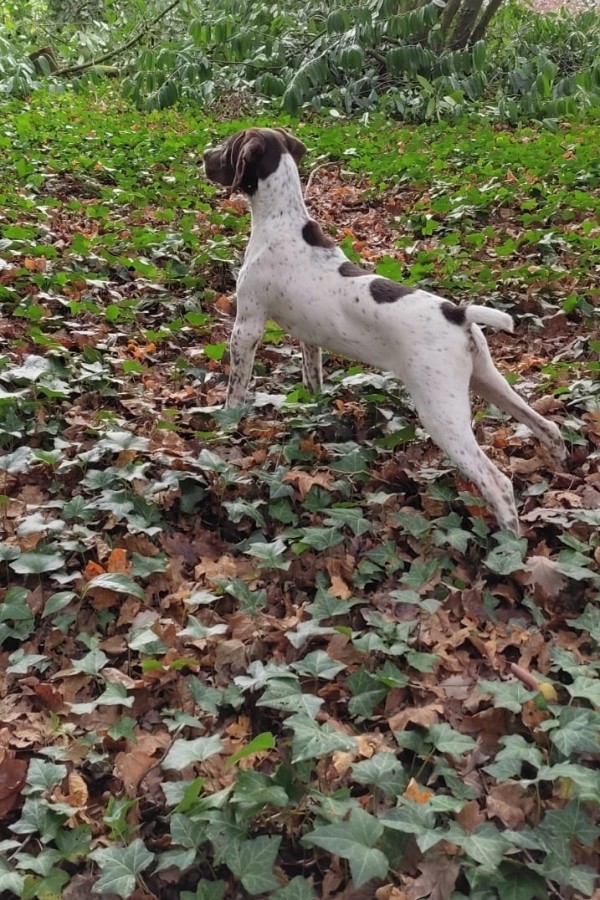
[0,89,599,898]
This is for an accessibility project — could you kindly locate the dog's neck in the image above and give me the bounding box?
[247,153,308,229]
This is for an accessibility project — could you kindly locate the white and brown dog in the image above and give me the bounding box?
[203,127,566,533]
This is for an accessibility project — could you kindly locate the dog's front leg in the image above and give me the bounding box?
[226,314,265,408]
[301,343,322,395]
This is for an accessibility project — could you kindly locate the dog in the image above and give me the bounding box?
[203,127,566,534]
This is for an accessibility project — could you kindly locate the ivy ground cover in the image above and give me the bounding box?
[0,90,599,899]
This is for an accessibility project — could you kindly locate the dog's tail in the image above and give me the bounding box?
[465,306,514,332]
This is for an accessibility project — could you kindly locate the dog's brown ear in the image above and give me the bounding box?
[231,132,265,191]
[275,127,306,164]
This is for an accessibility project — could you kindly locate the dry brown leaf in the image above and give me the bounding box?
[408,858,459,900]
[388,703,443,733]
[283,468,332,499]
[114,740,161,796]
[226,716,251,740]
[331,750,354,776]
[107,547,129,573]
[65,773,89,808]
[376,887,408,900]
[522,555,566,599]
[456,799,485,833]
[403,778,434,804]
[195,553,255,583]
[214,639,248,674]
[328,573,352,600]
[81,560,104,581]
[102,668,140,689]
[0,753,27,817]
[486,782,531,828]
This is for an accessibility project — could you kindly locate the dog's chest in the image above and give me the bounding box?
[238,240,392,361]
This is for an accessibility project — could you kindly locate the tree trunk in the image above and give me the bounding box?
[470,0,506,44]
[440,0,462,42]
[450,0,486,49]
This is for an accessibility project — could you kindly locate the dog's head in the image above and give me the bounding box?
[203,127,306,195]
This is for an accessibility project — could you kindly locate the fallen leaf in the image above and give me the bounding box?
[403,778,434,804]
[388,703,443,733]
[486,782,530,828]
[283,469,332,499]
[65,772,89,808]
[0,754,27,817]
[408,858,459,900]
[522,555,566,598]
[108,547,129,573]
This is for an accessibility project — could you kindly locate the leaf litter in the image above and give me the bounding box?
[0,89,599,898]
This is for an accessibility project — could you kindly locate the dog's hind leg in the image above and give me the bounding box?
[469,325,566,463]
[404,361,521,534]
[301,343,323,394]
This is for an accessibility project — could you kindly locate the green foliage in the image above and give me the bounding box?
[1,0,600,122]
[0,90,598,897]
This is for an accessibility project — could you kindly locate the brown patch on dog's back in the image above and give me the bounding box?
[370,278,414,304]
[339,261,371,277]
[302,220,336,249]
[441,301,467,325]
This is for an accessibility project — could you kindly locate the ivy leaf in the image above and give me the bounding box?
[478,679,537,712]
[351,753,406,799]
[181,880,226,900]
[273,875,316,899]
[296,526,345,551]
[323,507,371,535]
[0,446,38,478]
[154,847,196,873]
[90,839,154,898]
[9,550,65,575]
[567,603,600,643]
[97,431,150,452]
[25,759,67,794]
[347,667,388,717]
[541,799,600,847]
[528,860,597,894]
[129,553,167,577]
[446,821,511,869]
[484,735,543,780]
[42,591,76,618]
[427,723,476,757]
[302,808,389,887]
[525,762,600,802]
[0,859,24,896]
[70,643,109,676]
[10,797,62,839]
[245,538,291,570]
[223,498,266,526]
[257,679,323,717]
[84,573,146,600]
[6,649,48,674]
[230,770,289,808]
[28,867,69,899]
[69,683,134,714]
[290,650,346,680]
[288,713,357,763]
[566,674,600,707]
[162,735,223,771]
[170,812,207,849]
[545,706,600,755]
[226,835,282,895]
[379,800,437,836]
[484,534,527,575]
